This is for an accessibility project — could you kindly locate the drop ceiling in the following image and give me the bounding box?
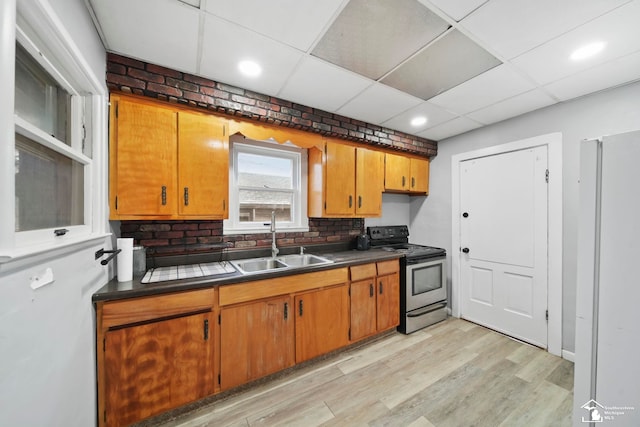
[87,0,640,141]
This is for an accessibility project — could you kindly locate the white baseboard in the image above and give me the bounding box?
[562,350,575,362]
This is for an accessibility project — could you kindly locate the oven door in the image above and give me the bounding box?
[406,257,447,312]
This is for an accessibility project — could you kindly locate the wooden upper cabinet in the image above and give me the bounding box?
[178,111,228,217]
[384,152,410,191]
[325,142,356,216]
[410,158,429,194]
[384,153,430,194]
[356,147,384,216]
[111,96,177,217]
[109,94,229,220]
[308,141,383,218]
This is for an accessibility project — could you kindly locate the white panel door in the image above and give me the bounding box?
[460,146,548,347]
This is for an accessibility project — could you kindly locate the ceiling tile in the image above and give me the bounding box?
[461,0,631,59]
[382,29,500,100]
[311,0,450,80]
[544,51,640,101]
[200,14,304,96]
[382,102,458,134]
[203,0,345,51]
[467,89,557,124]
[420,0,488,22]
[91,0,200,73]
[418,117,483,140]
[277,56,372,113]
[429,64,535,114]
[336,83,423,125]
[511,1,640,85]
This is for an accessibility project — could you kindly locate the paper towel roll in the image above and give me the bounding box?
[117,238,134,282]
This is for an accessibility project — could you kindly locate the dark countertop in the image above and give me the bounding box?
[92,248,402,303]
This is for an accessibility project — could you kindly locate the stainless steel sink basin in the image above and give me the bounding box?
[277,254,332,267]
[231,254,333,275]
[232,258,288,274]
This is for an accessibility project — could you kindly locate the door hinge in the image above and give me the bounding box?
[204,319,209,341]
[545,169,549,183]
[545,309,549,321]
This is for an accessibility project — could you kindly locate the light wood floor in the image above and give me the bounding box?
[156,318,574,427]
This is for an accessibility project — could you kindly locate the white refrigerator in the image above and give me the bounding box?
[574,130,640,426]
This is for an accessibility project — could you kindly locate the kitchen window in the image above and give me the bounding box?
[7,32,100,251]
[225,138,308,234]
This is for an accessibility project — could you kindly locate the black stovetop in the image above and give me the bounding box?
[367,225,446,259]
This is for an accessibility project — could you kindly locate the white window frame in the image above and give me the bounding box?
[0,3,109,263]
[224,137,309,234]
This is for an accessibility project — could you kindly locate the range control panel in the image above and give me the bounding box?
[366,225,409,241]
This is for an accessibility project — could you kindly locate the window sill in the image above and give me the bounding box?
[223,226,310,236]
[0,233,112,271]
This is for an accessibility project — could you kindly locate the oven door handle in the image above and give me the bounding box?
[407,302,447,318]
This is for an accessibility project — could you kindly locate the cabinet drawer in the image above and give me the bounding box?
[219,268,349,306]
[350,263,377,281]
[101,288,216,329]
[377,259,399,276]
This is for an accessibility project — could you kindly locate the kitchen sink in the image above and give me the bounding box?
[277,254,332,267]
[231,254,333,275]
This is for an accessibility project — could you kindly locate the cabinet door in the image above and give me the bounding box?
[377,273,400,331]
[112,98,177,216]
[356,148,384,216]
[220,296,294,390]
[325,142,356,216]
[385,153,410,191]
[178,112,229,217]
[410,158,429,194]
[104,312,214,427]
[350,279,377,341]
[295,285,350,363]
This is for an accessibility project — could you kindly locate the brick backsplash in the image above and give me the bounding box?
[120,218,364,257]
[106,53,437,157]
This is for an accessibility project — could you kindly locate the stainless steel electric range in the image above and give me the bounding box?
[367,225,447,334]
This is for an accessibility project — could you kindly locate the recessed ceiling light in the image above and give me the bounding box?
[238,60,262,77]
[570,41,606,61]
[411,116,427,127]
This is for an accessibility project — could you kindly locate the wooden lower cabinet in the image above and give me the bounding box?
[103,312,215,427]
[350,279,377,341]
[349,260,401,342]
[220,295,294,390]
[295,284,350,363]
[377,271,400,331]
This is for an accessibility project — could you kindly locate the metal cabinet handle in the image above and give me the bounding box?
[358,195,362,208]
[402,176,406,187]
[369,283,374,297]
[349,195,353,208]
[379,281,383,294]
[184,187,189,206]
[411,177,415,188]
[161,186,167,205]
[299,300,303,316]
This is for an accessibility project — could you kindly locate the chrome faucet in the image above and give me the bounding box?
[270,211,279,258]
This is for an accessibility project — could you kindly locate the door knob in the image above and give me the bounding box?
[462,247,470,254]
[463,212,469,218]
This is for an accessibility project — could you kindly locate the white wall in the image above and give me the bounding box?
[411,80,640,353]
[0,0,107,426]
[366,193,412,228]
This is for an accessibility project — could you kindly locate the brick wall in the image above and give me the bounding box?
[106,53,437,157]
[120,218,364,257]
